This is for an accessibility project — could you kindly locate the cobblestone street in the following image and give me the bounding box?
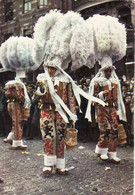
[0,137,134,195]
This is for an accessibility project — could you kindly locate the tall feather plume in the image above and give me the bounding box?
[37,11,95,71]
[86,14,127,66]
[0,36,38,72]
[32,9,63,65]
[46,11,86,70]
[70,21,95,71]
[0,39,12,70]
[7,37,21,69]
[17,36,38,70]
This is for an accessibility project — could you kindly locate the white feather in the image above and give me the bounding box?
[32,9,63,65]
[0,40,11,70]
[51,11,85,70]
[17,36,28,69]
[43,11,94,70]
[86,14,127,65]
[33,10,95,71]
[7,37,21,69]
[70,22,95,71]
[32,12,127,71]
[0,36,39,72]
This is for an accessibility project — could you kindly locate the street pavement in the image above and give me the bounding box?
[0,137,134,195]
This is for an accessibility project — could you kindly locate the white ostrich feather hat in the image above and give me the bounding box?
[32,10,95,72]
[86,14,127,69]
[0,36,40,78]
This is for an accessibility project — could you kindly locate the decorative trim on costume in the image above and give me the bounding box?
[108,152,117,158]
[108,151,121,162]
[44,154,56,166]
[95,145,108,155]
[36,86,46,96]
[7,132,14,140]
[98,91,105,101]
[12,140,23,147]
[56,158,65,169]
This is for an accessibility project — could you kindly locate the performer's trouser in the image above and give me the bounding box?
[40,108,67,167]
[96,106,118,152]
[8,102,23,140]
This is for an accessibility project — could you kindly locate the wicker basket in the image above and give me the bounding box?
[118,124,127,145]
[64,125,78,150]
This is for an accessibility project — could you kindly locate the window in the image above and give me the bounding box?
[38,0,48,8]
[5,2,13,22]
[4,33,13,41]
[24,0,31,13]
[24,29,32,38]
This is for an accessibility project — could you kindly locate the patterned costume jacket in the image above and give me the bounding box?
[5,81,29,140]
[94,80,119,152]
[35,78,76,166]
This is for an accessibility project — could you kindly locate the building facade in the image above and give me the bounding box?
[0,0,64,84]
[0,0,134,84]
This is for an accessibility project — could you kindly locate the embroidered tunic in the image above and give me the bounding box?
[94,81,119,152]
[35,77,76,163]
[5,82,25,140]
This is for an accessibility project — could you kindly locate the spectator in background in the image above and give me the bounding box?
[1,84,12,136]
[121,84,128,102]
[25,84,37,140]
[130,87,134,146]
[76,95,89,142]
[121,83,132,145]
[0,84,5,137]
[30,85,41,139]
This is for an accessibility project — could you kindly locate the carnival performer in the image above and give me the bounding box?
[85,13,127,163]
[34,61,77,175]
[0,36,39,150]
[32,10,106,175]
[86,57,127,163]
[35,59,105,175]
[4,73,31,150]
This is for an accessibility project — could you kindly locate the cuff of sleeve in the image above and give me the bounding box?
[98,91,105,101]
